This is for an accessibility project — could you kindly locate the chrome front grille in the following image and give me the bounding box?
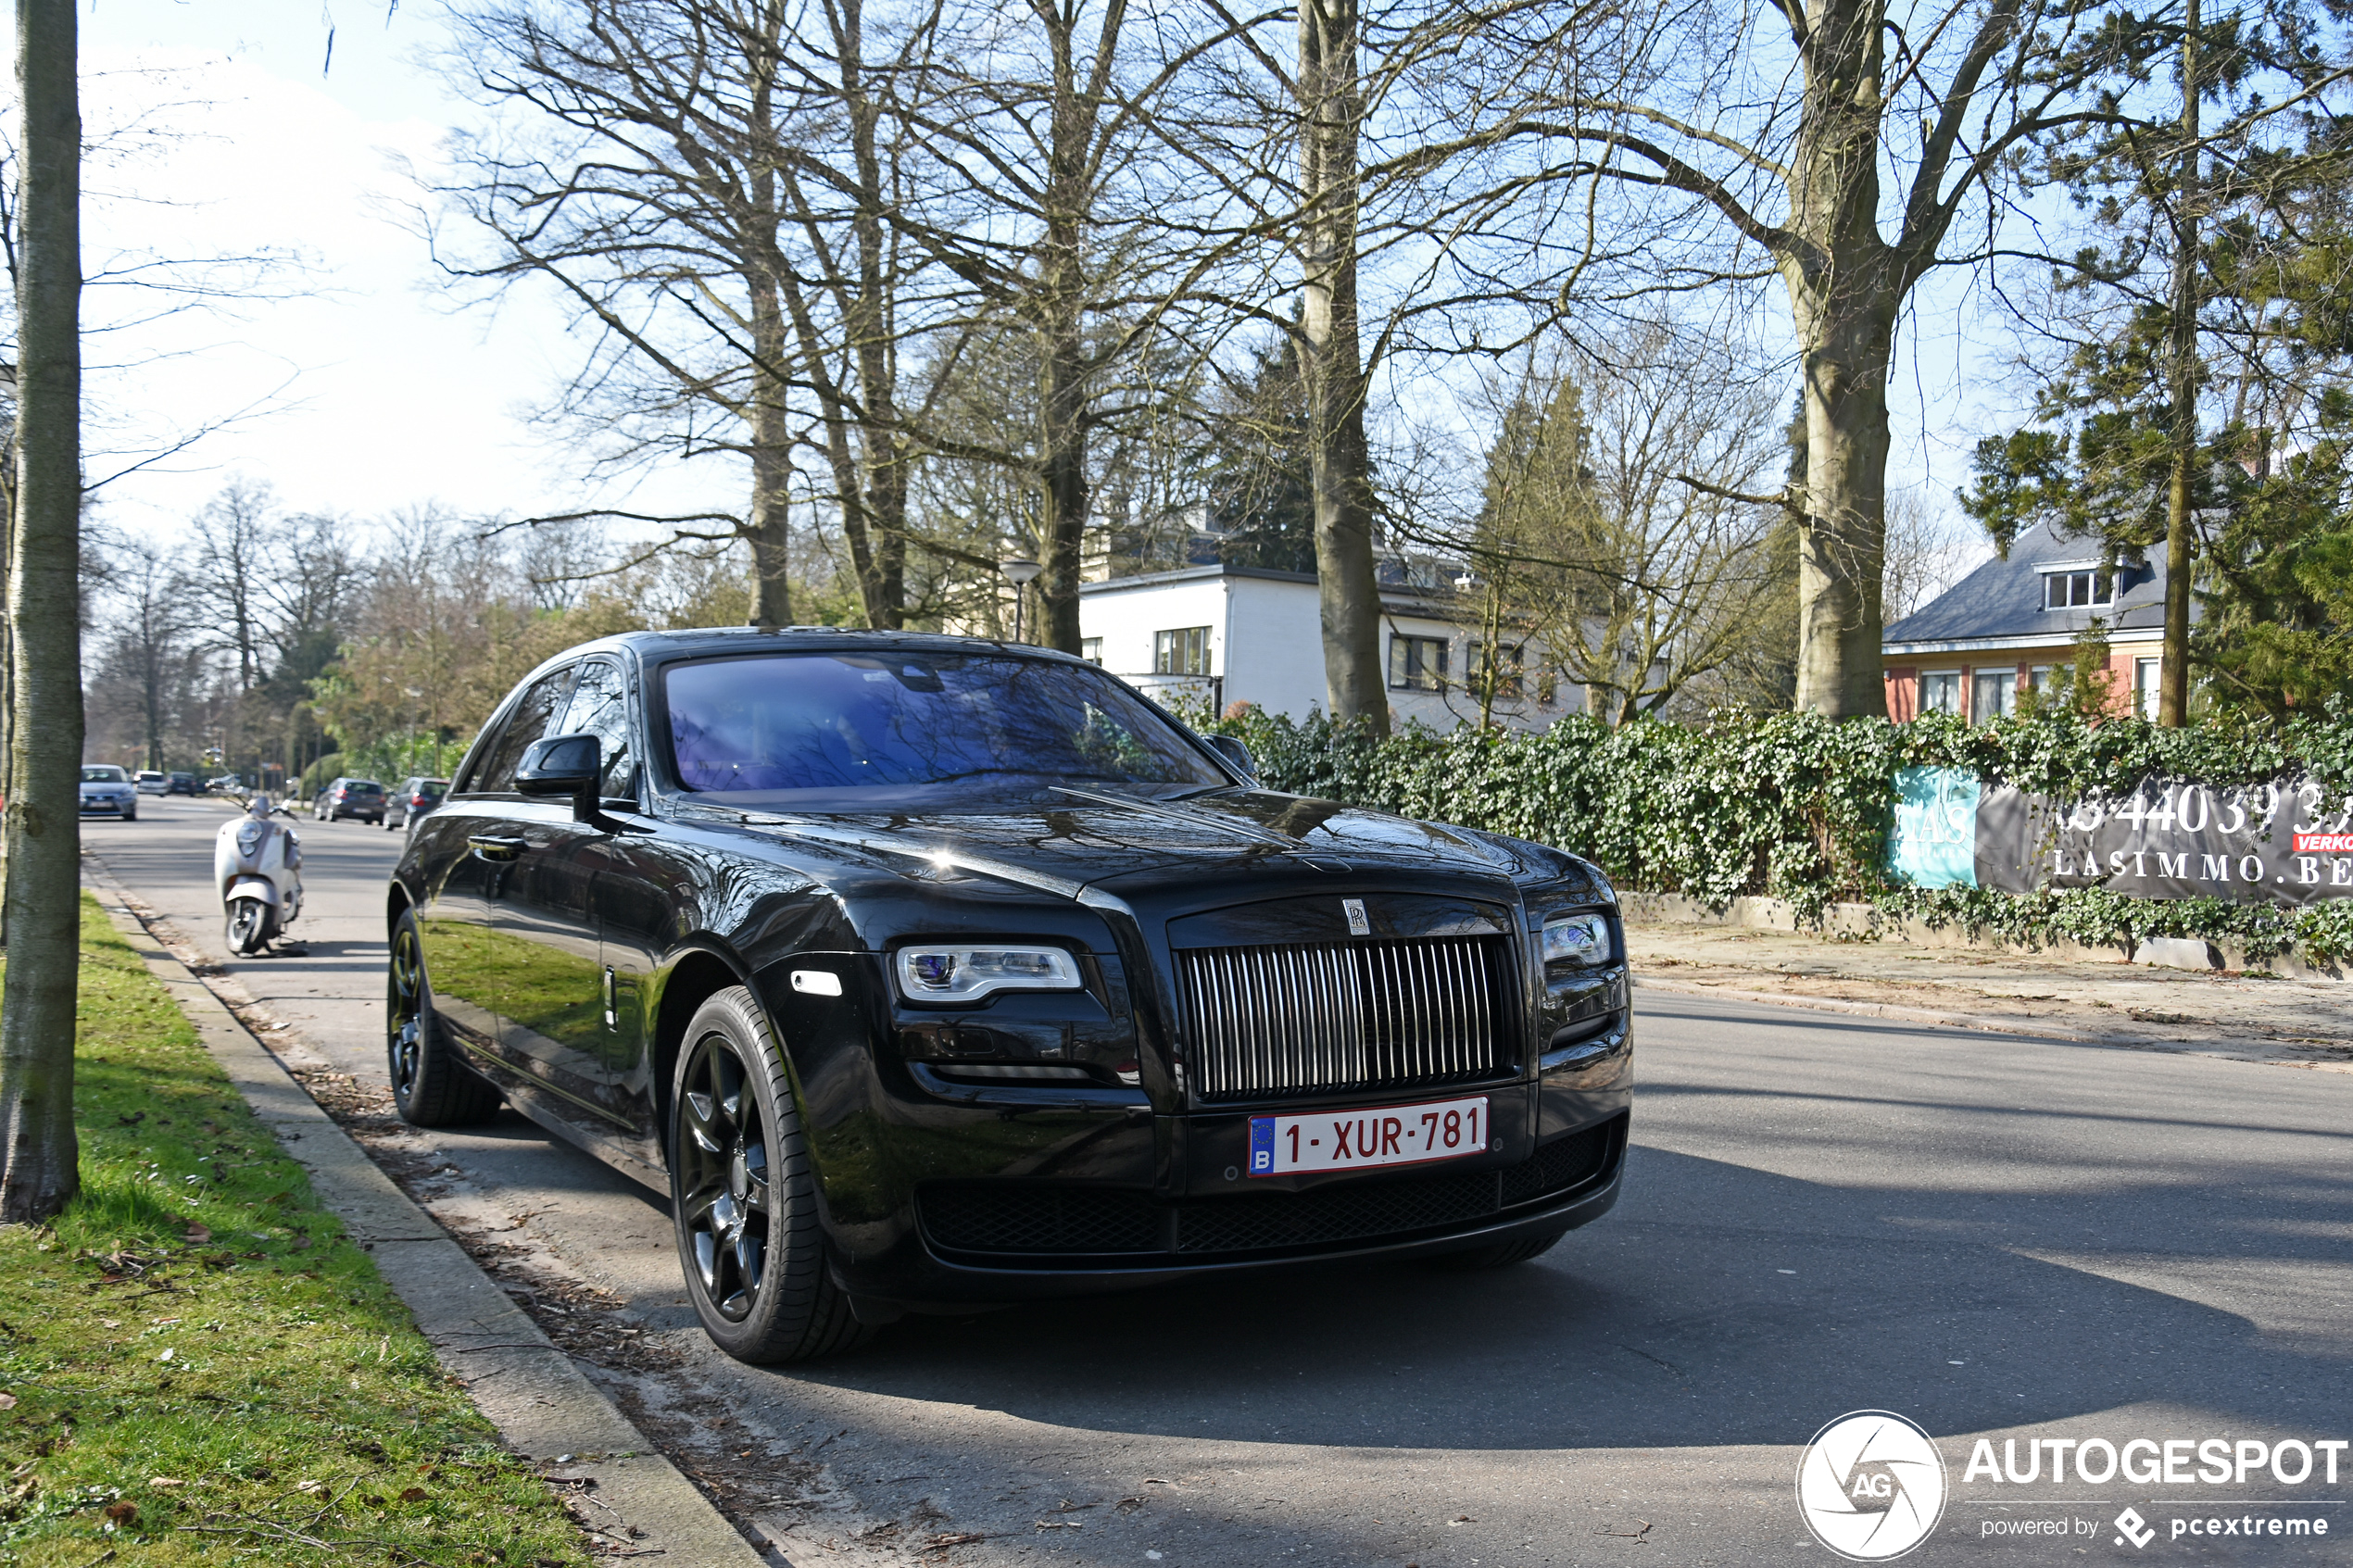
[1178,936,1516,1102]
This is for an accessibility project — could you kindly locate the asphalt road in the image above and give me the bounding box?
[83,799,2353,1566]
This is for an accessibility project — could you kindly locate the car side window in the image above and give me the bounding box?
[560,658,638,800]
[472,666,579,795]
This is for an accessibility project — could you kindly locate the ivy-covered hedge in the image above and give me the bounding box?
[1189,704,2353,966]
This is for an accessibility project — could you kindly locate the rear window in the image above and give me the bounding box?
[349,782,384,796]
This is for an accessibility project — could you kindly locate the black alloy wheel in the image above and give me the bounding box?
[669,987,870,1362]
[385,909,501,1126]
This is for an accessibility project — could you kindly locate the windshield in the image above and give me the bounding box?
[82,767,128,784]
[662,651,1225,806]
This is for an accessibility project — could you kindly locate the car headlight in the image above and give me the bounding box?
[1540,910,1614,968]
[893,944,1083,1001]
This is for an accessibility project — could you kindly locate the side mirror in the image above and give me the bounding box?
[515,734,601,817]
[1202,733,1258,784]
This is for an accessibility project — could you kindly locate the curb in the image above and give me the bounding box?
[83,876,773,1568]
[1629,973,2353,1073]
[1629,973,2147,1043]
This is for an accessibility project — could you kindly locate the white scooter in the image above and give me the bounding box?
[214,793,304,956]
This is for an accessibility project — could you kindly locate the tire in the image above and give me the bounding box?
[122,809,135,822]
[1426,1228,1569,1271]
[225,898,274,956]
[386,909,503,1126]
[670,987,873,1363]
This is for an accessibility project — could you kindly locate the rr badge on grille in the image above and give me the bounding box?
[1342,897,1370,935]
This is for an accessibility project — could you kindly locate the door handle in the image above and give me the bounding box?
[468,834,529,863]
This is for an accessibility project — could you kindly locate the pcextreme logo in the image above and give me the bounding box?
[1796,1411,1950,1562]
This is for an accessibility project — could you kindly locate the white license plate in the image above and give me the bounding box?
[1247,1095,1490,1178]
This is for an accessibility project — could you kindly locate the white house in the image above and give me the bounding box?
[1076,562,1581,730]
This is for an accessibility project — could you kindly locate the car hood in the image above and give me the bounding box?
[689,785,1606,903]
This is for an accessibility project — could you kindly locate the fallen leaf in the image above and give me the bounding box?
[0,1392,15,1410]
[296,1480,325,1495]
[363,1494,385,1507]
[105,1499,137,1524]
[156,1348,174,1362]
[147,1477,183,1490]
[400,1486,429,1503]
[289,1236,313,1252]
[1447,1515,1474,1526]
[183,1225,211,1245]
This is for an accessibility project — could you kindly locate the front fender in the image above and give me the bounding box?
[223,874,281,908]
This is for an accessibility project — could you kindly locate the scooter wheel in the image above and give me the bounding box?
[225,898,274,957]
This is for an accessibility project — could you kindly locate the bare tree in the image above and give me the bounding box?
[1451,319,1794,722]
[1,0,82,1222]
[88,533,197,770]
[439,0,949,629]
[1513,0,2182,715]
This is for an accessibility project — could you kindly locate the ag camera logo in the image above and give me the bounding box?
[1796,1411,1948,1561]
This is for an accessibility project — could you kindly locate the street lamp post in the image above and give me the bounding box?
[1000,558,1042,644]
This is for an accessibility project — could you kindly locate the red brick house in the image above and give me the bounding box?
[1881,522,2174,721]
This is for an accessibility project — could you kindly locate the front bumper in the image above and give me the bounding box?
[855,1133,1628,1308]
[80,797,133,816]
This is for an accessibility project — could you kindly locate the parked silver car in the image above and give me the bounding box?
[384,776,449,831]
[80,765,138,821]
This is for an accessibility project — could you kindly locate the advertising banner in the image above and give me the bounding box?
[1889,766,2353,906]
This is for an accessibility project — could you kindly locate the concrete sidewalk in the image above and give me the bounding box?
[82,870,774,1568]
[1627,920,2353,1071]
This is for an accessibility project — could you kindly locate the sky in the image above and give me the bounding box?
[73,1,2011,567]
[78,0,738,540]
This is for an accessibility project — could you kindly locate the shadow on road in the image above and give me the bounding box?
[740,1141,2349,1455]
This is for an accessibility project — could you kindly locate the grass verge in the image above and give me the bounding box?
[0,896,591,1566]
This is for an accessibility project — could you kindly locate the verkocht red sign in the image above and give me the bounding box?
[2296,832,2353,853]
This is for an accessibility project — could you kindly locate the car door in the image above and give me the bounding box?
[482,657,639,1127]
[415,665,577,1061]
[549,656,667,1136]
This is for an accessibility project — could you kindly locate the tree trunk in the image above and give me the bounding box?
[0,0,82,1223]
[842,0,907,632]
[1038,307,1088,653]
[743,4,794,632]
[1780,0,1895,719]
[2158,0,2200,727]
[1035,14,1096,658]
[1297,0,1389,734]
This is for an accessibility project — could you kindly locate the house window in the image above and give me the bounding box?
[1152,627,1210,675]
[1919,671,1962,716]
[1079,637,1103,666]
[1389,634,1449,691]
[2042,570,2115,609]
[1466,639,1524,698]
[2028,664,2058,696]
[1971,669,2017,722]
[2136,657,2162,719]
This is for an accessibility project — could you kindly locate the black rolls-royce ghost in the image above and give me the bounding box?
[387,628,1631,1361]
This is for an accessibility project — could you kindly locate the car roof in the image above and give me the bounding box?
[561,625,1099,672]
